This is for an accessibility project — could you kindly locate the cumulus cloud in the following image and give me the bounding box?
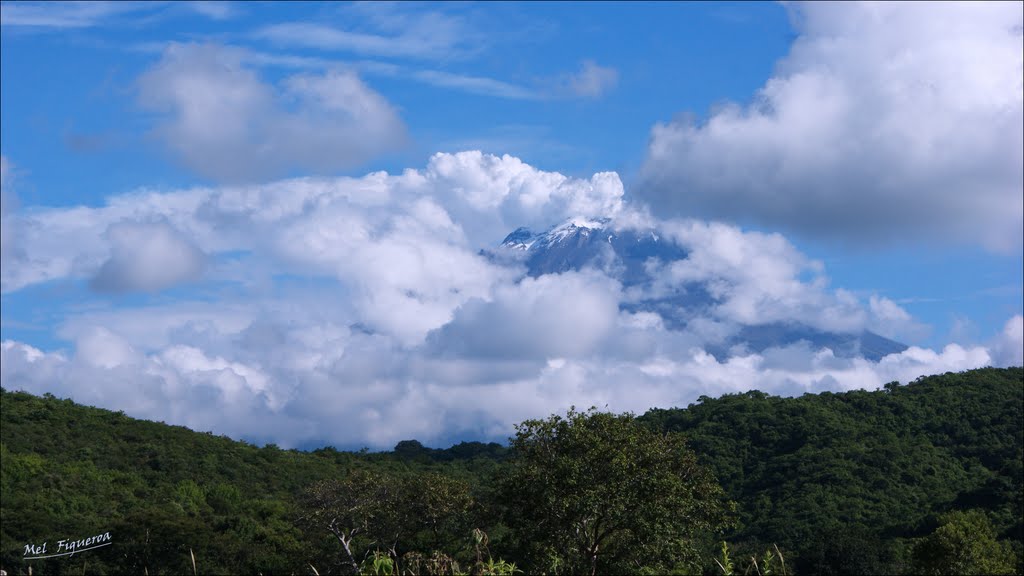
[638,1,1024,252]
[90,220,206,293]
[0,313,999,449]
[867,295,930,342]
[138,43,406,182]
[425,150,625,242]
[989,315,1024,367]
[0,151,1016,449]
[427,271,621,359]
[0,152,621,321]
[652,220,866,333]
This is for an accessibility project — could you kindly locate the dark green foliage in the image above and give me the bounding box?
[1,367,1021,575]
[0,389,500,574]
[498,408,732,575]
[297,469,476,574]
[910,509,1016,575]
[639,366,1024,574]
[799,524,895,575]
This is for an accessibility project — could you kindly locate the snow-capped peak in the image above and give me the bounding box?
[501,217,613,250]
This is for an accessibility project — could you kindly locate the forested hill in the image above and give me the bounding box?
[639,367,1024,573]
[1,367,1021,575]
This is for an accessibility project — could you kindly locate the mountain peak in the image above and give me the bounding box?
[500,217,614,249]
[490,218,908,362]
[501,227,536,250]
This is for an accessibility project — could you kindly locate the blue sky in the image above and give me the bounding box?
[1,1,1021,449]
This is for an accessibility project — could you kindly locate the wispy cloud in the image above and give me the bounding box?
[255,15,473,61]
[131,40,534,100]
[0,156,13,274]
[412,70,537,100]
[188,1,235,21]
[0,1,151,29]
[557,60,619,98]
[411,62,620,101]
[0,1,237,30]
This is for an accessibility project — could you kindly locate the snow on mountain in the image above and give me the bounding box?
[487,217,908,361]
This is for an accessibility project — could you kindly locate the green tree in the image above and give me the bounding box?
[499,407,733,575]
[403,472,474,553]
[299,469,405,574]
[298,469,476,574]
[911,509,1016,575]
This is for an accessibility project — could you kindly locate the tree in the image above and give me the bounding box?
[298,469,405,574]
[298,469,476,574]
[404,472,474,553]
[911,509,1016,575]
[499,407,733,575]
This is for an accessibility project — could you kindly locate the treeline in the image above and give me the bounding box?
[0,367,1020,574]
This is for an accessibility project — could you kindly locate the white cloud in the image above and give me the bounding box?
[638,2,1023,252]
[0,151,1015,449]
[248,9,613,102]
[90,220,206,293]
[425,151,624,243]
[411,61,618,101]
[989,315,1024,367]
[0,155,11,189]
[75,326,141,370]
[0,315,999,449]
[427,271,621,359]
[646,219,865,334]
[188,1,235,21]
[255,10,473,61]
[0,1,150,29]
[138,43,406,182]
[1,155,17,267]
[412,70,537,100]
[867,295,929,342]
[0,152,620,335]
[559,60,619,98]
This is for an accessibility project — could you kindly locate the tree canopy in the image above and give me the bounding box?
[499,407,732,575]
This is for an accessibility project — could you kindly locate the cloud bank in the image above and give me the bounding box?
[638,2,1024,252]
[1,152,1016,449]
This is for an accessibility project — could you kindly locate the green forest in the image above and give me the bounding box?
[1,367,1021,575]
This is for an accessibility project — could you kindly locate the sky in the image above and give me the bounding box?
[1,1,1021,449]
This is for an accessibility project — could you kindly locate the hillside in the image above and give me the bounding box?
[1,367,1021,574]
[640,366,1024,573]
[0,392,505,575]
